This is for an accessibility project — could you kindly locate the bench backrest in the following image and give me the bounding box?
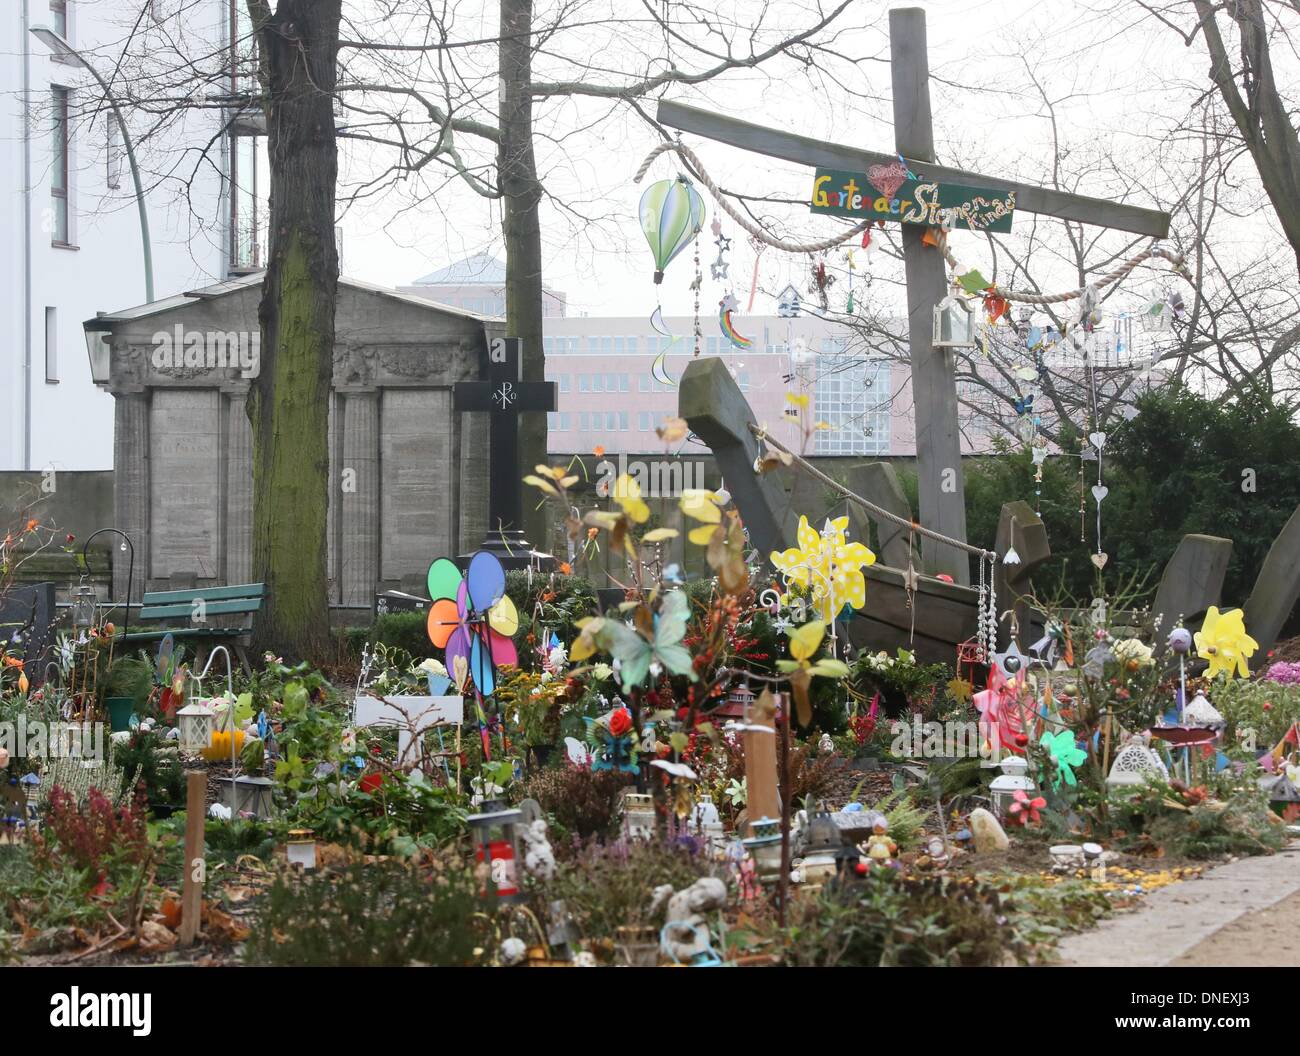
[138,583,267,622]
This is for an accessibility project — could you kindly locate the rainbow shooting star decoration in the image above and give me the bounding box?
[719,294,753,350]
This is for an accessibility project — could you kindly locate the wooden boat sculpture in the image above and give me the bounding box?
[678,357,1300,666]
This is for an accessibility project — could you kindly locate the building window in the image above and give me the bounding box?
[627,336,638,354]
[619,373,629,392]
[578,374,589,392]
[50,87,70,245]
[592,375,604,393]
[619,411,628,430]
[638,375,649,393]
[50,2,72,46]
[558,374,569,393]
[639,411,651,431]
[578,412,590,431]
[813,356,890,456]
[44,307,58,383]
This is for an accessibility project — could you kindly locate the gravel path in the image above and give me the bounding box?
[1055,842,1300,967]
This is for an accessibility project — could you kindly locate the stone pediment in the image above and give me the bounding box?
[90,273,493,391]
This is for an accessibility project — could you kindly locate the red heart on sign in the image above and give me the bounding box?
[866,160,908,200]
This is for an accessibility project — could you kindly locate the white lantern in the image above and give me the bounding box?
[933,295,975,348]
[988,754,1035,819]
[177,702,215,752]
[622,792,655,840]
[286,828,317,871]
[1182,693,1225,728]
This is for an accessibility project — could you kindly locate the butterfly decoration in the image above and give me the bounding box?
[584,706,639,773]
[426,551,519,697]
[572,590,697,694]
[1013,394,1034,416]
[1039,729,1088,788]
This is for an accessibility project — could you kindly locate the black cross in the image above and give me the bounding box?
[454,336,556,535]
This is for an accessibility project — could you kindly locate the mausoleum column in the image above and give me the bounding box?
[339,390,380,608]
[225,388,253,584]
[112,391,150,603]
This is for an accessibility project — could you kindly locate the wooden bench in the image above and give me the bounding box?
[120,583,266,673]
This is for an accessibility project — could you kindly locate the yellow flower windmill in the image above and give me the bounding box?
[1194,606,1258,680]
[769,515,875,623]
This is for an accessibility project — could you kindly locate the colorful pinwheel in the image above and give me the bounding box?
[426,551,518,697]
[973,665,1032,757]
[1006,789,1047,827]
[769,515,875,624]
[640,177,705,284]
[1039,729,1088,789]
[1194,606,1258,680]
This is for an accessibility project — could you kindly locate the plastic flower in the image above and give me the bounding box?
[1006,788,1047,826]
[609,707,632,737]
[680,489,724,544]
[1113,638,1154,667]
[612,474,650,524]
[1194,606,1258,680]
[1039,729,1087,788]
[769,515,875,623]
[417,658,448,677]
[776,620,850,679]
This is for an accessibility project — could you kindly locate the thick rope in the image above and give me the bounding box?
[749,423,996,561]
[636,140,1193,306]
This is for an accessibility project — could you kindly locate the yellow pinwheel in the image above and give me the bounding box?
[1194,606,1258,680]
[769,515,875,623]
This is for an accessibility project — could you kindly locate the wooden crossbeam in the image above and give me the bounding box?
[655,99,1171,239]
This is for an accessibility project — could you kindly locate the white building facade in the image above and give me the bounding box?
[1,0,253,471]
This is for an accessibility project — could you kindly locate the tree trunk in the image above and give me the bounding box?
[499,0,548,545]
[246,0,341,660]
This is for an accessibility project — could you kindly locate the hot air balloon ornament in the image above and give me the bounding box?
[640,176,706,284]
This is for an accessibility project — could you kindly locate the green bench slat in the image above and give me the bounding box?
[140,583,266,606]
[138,598,263,620]
[121,627,252,642]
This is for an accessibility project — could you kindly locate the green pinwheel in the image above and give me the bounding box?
[1039,729,1087,788]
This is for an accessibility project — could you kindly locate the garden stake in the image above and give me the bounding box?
[180,769,206,946]
[778,695,791,928]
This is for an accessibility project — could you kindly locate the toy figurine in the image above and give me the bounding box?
[864,817,897,868]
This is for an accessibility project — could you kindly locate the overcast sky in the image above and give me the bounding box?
[328,0,1279,331]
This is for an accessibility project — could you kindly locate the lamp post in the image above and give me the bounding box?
[30,24,154,303]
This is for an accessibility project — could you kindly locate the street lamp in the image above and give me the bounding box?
[30,24,154,303]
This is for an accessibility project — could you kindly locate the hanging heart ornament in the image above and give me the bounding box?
[866,160,909,200]
[1092,485,1109,503]
[1090,552,1109,570]
[1089,432,1106,451]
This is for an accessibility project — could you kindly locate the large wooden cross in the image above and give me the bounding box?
[657,6,1170,585]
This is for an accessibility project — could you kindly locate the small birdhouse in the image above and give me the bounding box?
[1106,737,1168,789]
[777,284,802,318]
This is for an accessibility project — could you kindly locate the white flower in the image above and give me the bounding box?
[592,663,613,682]
[417,658,448,677]
[1114,638,1155,666]
[547,644,568,671]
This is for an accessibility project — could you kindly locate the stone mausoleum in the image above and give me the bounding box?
[84,273,496,621]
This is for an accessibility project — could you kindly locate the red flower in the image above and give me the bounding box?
[359,772,384,794]
[609,708,632,737]
[1006,789,1046,826]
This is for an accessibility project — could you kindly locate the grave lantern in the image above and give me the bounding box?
[989,754,1035,819]
[742,815,784,878]
[177,701,215,752]
[71,582,98,628]
[219,775,275,819]
[933,295,975,348]
[467,799,523,903]
[286,828,317,870]
[621,792,656,840]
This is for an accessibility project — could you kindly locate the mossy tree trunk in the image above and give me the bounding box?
[499,0,548,545]
[245,0,341,660]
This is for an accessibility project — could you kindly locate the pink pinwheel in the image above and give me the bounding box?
[1006,788,1046,827]
[426,551,518,696]
[972,666,1032,756]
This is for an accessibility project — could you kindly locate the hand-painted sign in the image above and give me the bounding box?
[810,168,1015,233]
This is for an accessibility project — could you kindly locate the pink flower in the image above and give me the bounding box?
[1006,788,1046,826]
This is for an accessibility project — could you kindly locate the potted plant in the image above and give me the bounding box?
[101,654,154,732]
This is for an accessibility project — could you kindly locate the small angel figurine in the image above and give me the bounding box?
[864,817,897,868]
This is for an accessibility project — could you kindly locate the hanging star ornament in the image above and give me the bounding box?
[991,640,1029,681]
